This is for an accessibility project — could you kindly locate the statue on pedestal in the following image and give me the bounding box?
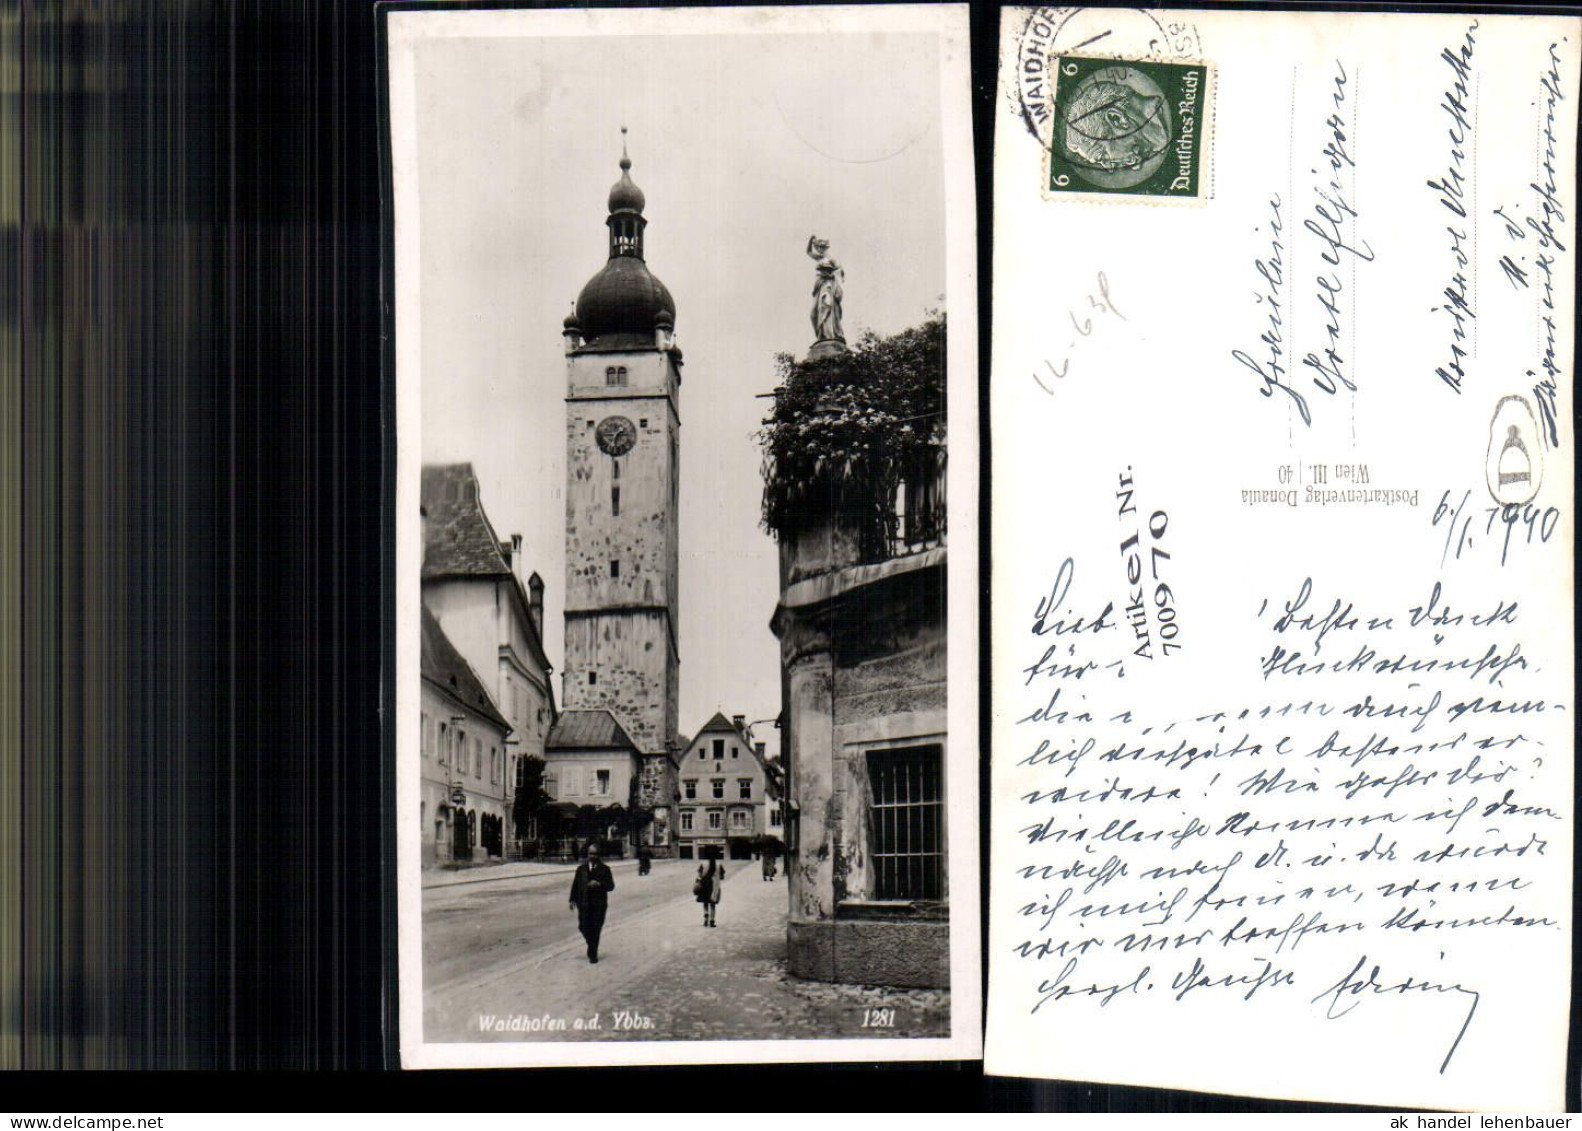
[806,236,846,354]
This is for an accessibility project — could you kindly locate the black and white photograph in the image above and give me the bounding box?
[388,4,979,1067]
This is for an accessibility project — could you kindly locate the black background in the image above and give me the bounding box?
[4,0,1575,1111]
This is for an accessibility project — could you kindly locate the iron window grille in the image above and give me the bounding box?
[867,744,944,900]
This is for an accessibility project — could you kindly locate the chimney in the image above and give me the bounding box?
[732,714,746,733]
[510,533,524,580]
[528,572,545,636]
[755,741,765,758]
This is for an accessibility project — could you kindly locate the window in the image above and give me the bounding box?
[698,749,705,761]
[712,739,724,760]
[456,729,466,771]
[438,723,449,765]
[731,746,738,759]
[867,745,944,900]
[612,459,620,480]
[611,486,620,516]
[707,811,722,830]
[684,780,697,800]
[770,808,783,828]
[639,418,648,428]
[564,767,582,797]
[711,779,724,800]
[421,713,431,758]
[680,811,694,831]
[594,769,611,797]
[603,365,627,386]
[738,779,752,799]
[474,737,482,776]
[589,671,597,686]
[490,747,498,784]
[730,810,749,830]
[610,559,620,579]
[545,774,559,800]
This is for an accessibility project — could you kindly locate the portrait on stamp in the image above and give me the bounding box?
[1048,55,1208,197]
[385,3,979,1068]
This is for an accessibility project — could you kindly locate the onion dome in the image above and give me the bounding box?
[575,259,676,348]
[572,131,676,349]
[608,153,646,214]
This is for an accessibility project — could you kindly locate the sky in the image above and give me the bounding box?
[414,26,948,743]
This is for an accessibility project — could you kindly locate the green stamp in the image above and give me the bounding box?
[1048,55,1208,198]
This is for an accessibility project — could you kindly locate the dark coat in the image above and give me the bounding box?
[570,859,615,910]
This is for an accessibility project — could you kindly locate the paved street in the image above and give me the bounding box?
[422,858,949,1042]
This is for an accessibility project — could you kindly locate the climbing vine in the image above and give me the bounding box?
[758,314,946,545]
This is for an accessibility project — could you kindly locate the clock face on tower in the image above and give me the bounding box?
[595,415,637,456]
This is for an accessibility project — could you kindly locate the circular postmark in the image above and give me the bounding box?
[1013,7,1202,148]
[1485,394,1543,506]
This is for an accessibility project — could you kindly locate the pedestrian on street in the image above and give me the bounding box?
[761,852,775,882]
[569,842,615,963]
[638,845,652,876]
[695,858,724,927]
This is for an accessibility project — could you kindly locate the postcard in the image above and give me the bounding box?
[985,7,1576,1111]
[385,3,980,1067]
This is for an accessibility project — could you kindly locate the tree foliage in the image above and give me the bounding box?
[512,755,550,836]
[758,314,946,543]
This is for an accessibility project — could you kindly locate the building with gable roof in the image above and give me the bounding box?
[675,712,772,860]
[420,606,513,864]
[542,708,643,855]
[422,463,556,854]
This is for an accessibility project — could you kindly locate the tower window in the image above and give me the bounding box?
[586,420,594,429]
[610,559,620,579]
[612,459,620,480]
[605,366,628,387]
[612,486,621,516]
[639,418,648,428]
[589,672,597,686]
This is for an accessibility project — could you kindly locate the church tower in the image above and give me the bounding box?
[560,134,681,851]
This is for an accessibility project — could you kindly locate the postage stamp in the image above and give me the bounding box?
[1046,55,1210,199]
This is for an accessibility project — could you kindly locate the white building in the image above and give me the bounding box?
[422,463,556,851]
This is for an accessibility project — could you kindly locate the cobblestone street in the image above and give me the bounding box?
[423,859,949,1043]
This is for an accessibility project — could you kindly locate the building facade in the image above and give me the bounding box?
[420,606,513,865]
[766,330,949,988]
[675,713,771,860]
[422,463,556,854]
[543,709,643,854]
[559,140,683,852]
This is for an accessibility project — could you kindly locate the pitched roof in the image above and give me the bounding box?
[694,711,740,737]
[546,709,638,752]
[421,606,511,733]
[422,463,511,579]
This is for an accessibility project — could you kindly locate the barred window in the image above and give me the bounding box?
[867,745,944,900]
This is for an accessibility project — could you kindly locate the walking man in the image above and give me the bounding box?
[569,842,615,963]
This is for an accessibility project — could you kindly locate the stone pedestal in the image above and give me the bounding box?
[805,338,848,362]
